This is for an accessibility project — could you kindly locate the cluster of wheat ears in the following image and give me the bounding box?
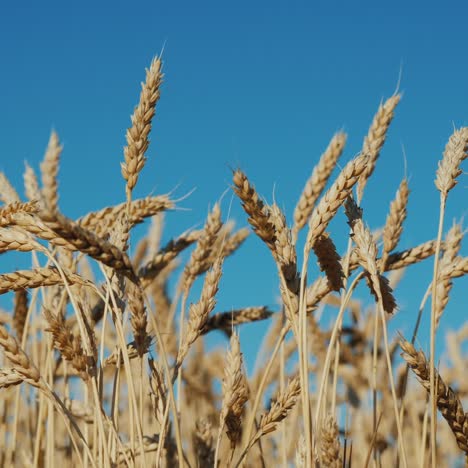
[0,56,467,468]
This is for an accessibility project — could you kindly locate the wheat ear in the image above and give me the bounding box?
[357,94,401,201]
[434,223,462,328]
[0,201,38,227]
[201,306,273,336]
[0,267,88,295]
[235,375,301,467]
[430,127,468,467]
[400,339,468,456]
[40,130,62,213]
[0,324,41,388]
[43,308,88,380]
[381,178,409,268]
[121,57,163,199]
[305,153,369,251]
[78,195,174,235]
[0,171,20,204]
[293,131,346,236]
[320,414,342,468]
[177,258,223,368]
[216,331,249,466]
[232,169,276,251]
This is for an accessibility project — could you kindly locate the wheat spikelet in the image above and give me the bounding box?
[39,211,136,279]
[306,153,368,250]
[118,435,162,464]
[132,237,148,268]
[449,256,468,278]
[122,57,163,198]
[232,169,276,251]
[78,195,174,235]
[148,357,167,426]
[357,94,401,201]
[24,163,43,205]
[0,227,45,254]
[139,229,201,281]
[370,274,397,315]
[40,130,62,213]
[183,203,222,291]
[381,178,409,268]
[193,419,215,466]
[293,132,346,234]
[0,368,24,389]
[320,414,342,468]
[383,240,439,271]
[435,127,468,197]
[219,331,249,449]
[13,290,28,340]
[435,223,463,328]
[178,259,223,365]
[0,171,20,204]
[312,232,344,291]
[103,336,153,367]
[0,324,41,387]
[0,267,88,295]
[145,212,165,259]
[269,204,298,284]
[306,240,439,313]
[345,198,396,313]
[43,308,88,380]
[9,212,76,251]
[254,375,301,440]
[0,201,38,227]
[201,306,274,336]
[295,435,307,468]
[261,203,300,323]
[306,275,330,311]
[209,226,249,263]
[127,283,149,355]
[345,198,377,274]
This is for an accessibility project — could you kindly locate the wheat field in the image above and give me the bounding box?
[0,56,467,467]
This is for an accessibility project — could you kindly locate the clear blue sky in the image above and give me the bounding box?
[0,1,467,367]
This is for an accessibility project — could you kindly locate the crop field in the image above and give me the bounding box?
[0,56,467,467]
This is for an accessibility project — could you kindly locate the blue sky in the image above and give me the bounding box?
[0,1,467,368]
